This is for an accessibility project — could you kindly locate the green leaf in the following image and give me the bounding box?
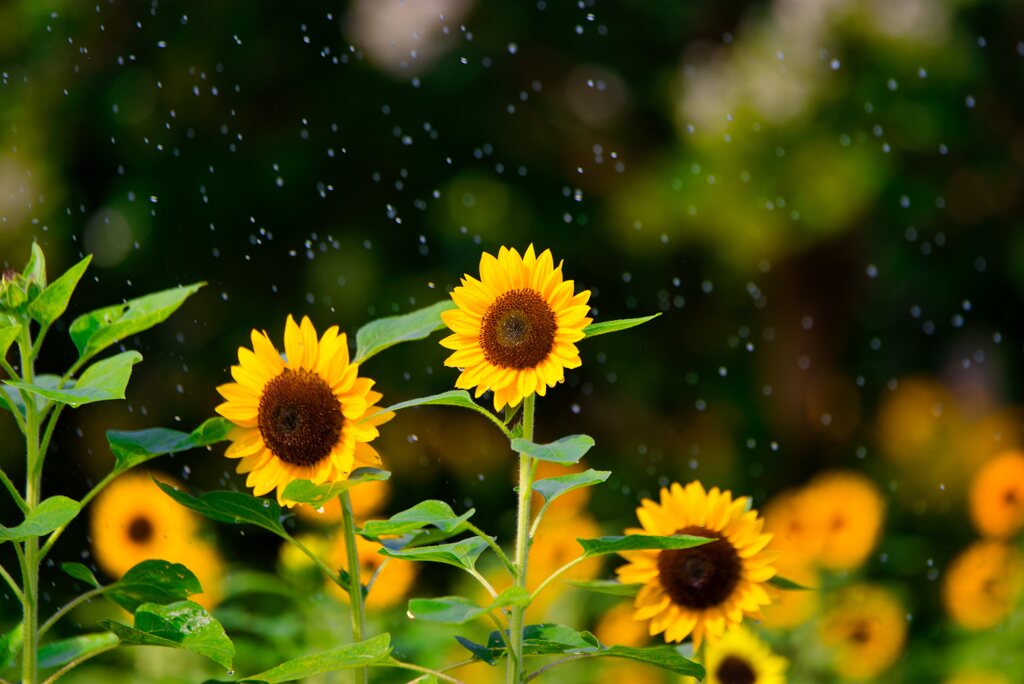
[603,644,704,677]
[0,318,20,358]
[582,313,660,339]
[454,636,496,665]
[281,468,391,507]
[0,496,80,542]
[1,373,61,416]
[38,632,118,669]
[511,435,594,465]
[371,389,478,419]
[533,470,610,521]
[5,351,142,408]
[28,255,92,325]
[0,623,23,669]
[379,536,490,571]
[106,416,234,477]
[408,587,530,625]
[361,500,474,539]
[69,282,204,359]
[61,562,101,589]
[567,580,642,597]
[577,534,711,557]
[102,600,234,669]
[23,243,47,289]
[515,624,600,655]
[155,481,287,538]
[354,300,456,363]
[247,634,392,683]
[220,571,297,601]
[106,560,202,613]
[768,575,814,591]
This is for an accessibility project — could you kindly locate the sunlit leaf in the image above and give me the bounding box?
[23,243,47,290]
[602,644,704,677]
[0,496,80,542]
[281,469,391,507]
[768,575,814,591]
[155,481,287,538]
[60,562,101,589]
[372,390,480,419]
[360,500,473,539]
[567,579,642,597]
[0,318,20,359]
[582,314,660,339]
[354,300,455,363]
[408,587,530,625]
[532,470,610,522]
[68,282,204,359]
[28,255,92,325]
[1,374,61,417]
[37,632,118,669]
[577,534,711,557]
[102,600,234,669]
[247,634,392,683]
[378,536,490,571]
[5,351,142,408]
[511,435,594,465]
[107,416,233,477]
[106,560,202,613]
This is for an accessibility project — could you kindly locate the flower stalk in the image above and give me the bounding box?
[507,393,536,684]
[340,490,369,684]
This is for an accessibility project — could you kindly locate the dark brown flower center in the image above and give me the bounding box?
[258,368,343,467]
[657,526,742,609]
[479,288,557,369]
[716,655,756,684]
[127,515,154,543]
[849,621,871,644]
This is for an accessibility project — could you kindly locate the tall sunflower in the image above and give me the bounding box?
[688,626,787,684]
[91,472,200,579]
[216,315,394,504]
[615,481,776,648]
[440,245,592,411]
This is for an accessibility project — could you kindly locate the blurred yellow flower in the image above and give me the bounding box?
[594,602,649,648]
[684,626,787,684]
[326,533,416,610]
[216,315,394,505]
[944,671,1012,684]
[294,479,391,525]
[172,540,225,610]
[440,245,592,411]
[819,585,906,680]
[615,481,775,648]
[278,532,330,574]
[943,540,1024,630]
[761,560,818,630]
[594,660,664,684]
[763,489,824,565]
[876,377,950,462]
[803,471,884,570]
[90,472,199,579]
[969,451,1024,539]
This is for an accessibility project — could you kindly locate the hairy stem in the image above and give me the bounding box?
[340,491,368,684]
[507,394,535,684]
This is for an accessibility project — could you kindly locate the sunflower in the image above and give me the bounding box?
[294,478,391,525]
[440,245,592,411]
[684,626,787,684]
[167,540,225,609]
[802,471,884,570]
[91,472,199,579]
[763,488,824,564]
[594,602,650,648]
[326,533,417,610]
[216,315,394,505]
[969,451,1024,539]
[819,585,906,680]
[943,540,1024,630]
[615,481,776,648]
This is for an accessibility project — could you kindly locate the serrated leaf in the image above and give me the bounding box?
[28,255,91,325]
[69,282,204,359]
[379,536,490,571]
[533,469,610,522]
[5,351,142,408]
[360,500,473,539]
[106,560,202,613]
[247,634,392,683]
[568,580,642,597]
[768,575,814,591]
[408,587,530,625]
[582,314,660,339]
[38,632,118,669]
[102,600,234,669]
[511,435,594,465]
[60,562,101,588]
[577,534,711,557]
[354,300,456,363]
[155,481,286,538]
[281,468,391,507]
[0,496,80,542]
[107,416,234,477]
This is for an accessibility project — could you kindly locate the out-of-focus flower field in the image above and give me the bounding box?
[1,0,1024,682]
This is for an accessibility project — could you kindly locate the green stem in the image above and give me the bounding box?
[405,658,476,683]
[388,660,465,684]
[0,562,23,603]
[20,331,40,684]
[507,394,535,684]
[38,585,106,638]
[286,534,343,588]
[528,555,587,603]
[340,491,368,684]
[34,404,64,481]
[38,469,119,562]
[465,522,516,577]
[0,468,28,513]
[525,654,592,681]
